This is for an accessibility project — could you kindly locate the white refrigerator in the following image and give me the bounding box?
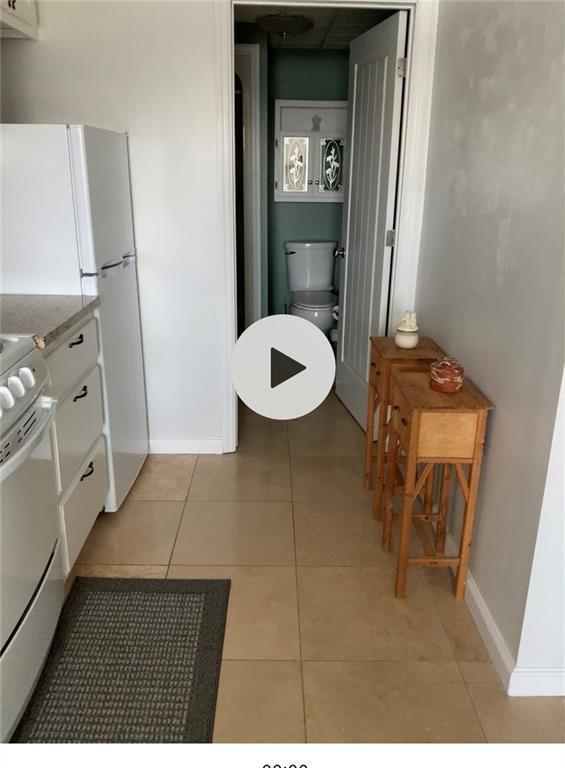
[1,124,149,511]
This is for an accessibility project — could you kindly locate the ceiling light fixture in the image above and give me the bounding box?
[256,14,314,39]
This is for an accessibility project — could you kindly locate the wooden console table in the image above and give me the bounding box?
[365,337,444,522]
[383,371,493,599]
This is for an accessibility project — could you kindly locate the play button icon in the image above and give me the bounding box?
[232,315,336,420]
[270,348,306,389]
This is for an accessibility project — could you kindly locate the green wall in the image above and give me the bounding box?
[234,25,269,317]
[268,49,349,315]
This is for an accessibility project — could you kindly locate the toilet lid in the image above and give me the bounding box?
[292,291,337,310]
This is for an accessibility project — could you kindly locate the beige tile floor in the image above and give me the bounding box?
[72,393,565,743]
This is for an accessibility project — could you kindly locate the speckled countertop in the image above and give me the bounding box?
[0,294,100,350]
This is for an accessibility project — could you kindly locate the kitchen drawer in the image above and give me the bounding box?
[59,436,108,573]
[55,365,103,490]
[47,317,98,398]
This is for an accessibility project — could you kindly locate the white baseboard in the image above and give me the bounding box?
[445,533,564,696]
[463,570,516,691]
[508,666,565,697]
[148,439,223,454]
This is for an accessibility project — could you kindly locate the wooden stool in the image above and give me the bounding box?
[382,371,493,599]
[364,337,444,523]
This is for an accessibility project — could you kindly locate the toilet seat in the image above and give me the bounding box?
[292,290,337,310]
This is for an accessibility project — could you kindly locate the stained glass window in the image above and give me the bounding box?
[320,138,344,192]
[283,136,309,193]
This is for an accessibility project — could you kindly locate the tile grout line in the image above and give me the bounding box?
[166,455,200,578]
[289,425,308,744]
[456,661,490,743]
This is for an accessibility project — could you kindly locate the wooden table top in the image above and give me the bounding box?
[391,371,494,412]
[370,336,445,360]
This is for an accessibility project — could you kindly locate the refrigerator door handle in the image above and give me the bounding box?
[81,252,136,278]
[101,258,125,272]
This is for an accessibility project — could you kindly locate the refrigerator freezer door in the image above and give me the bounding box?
[69,125,135,275]
[0,124,82,294]
[94,258,148,510]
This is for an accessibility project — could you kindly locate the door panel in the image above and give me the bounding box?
[94,259,148,510]
[70,125,135,274]
[336,12,407,426]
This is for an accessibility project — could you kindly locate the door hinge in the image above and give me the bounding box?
[386,230,396,247]
[275,180,278,190]
[275,138,279,149]
[397,57,407,78]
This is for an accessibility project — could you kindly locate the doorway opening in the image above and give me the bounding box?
[233,3,411,427]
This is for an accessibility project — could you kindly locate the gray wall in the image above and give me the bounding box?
[417,1,564,658]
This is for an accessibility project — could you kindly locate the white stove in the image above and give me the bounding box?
[0,334,64,742]
[0,335,48,435]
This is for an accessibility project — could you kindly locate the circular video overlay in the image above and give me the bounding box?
[231,315,336,420]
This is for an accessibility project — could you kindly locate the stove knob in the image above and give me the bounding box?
[18,366,36,389]
[7,375,26,399]
[0,386,15,410]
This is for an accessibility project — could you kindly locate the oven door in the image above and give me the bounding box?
[0,399,59,649]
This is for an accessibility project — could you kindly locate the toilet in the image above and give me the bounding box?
[285,241,338,333]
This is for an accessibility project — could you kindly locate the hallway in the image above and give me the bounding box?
[71,393,565,743]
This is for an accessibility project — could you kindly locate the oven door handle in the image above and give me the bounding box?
[0,399,57,483]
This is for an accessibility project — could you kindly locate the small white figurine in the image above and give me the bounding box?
[394,311,420,349]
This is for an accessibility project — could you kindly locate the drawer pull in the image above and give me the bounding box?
[73,385,88,402]
[80,461,94,482]
[392,405,400,412]
[400,417,408,427]
[69,333,84,348]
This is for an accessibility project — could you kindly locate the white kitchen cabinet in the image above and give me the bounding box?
[54,365,104,490]
[274,100,347,203]
[0,0,38,39]
[47,317,98,399]
[59,438,108,573]
[46,314,109,574]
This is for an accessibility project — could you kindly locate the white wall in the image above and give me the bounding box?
[511,370,565,695]
[416,0,564,676]
[1,1,230,452]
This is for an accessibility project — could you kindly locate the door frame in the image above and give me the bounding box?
[215,0,439,452]
[234,43,262,328]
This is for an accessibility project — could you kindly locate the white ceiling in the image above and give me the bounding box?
[234,5,394,49]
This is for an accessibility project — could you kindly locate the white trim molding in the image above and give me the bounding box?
[463,569,516,692]
[508,667,565,698]
[467,571,565,696]
[149,439,223,455]
[215,0,238,453]
[388,0,439,331]
[446,532,565,697]
[234,43,262,326]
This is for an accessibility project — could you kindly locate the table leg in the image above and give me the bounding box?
[395,451,417,598]
[364,357,378,490]
[454,414,487,599]
[382,427,399,552]
[423,465,434,517]
[372,383,390,521]
[435,464,450,553]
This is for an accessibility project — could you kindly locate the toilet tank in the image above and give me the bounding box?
[285,241,337,291]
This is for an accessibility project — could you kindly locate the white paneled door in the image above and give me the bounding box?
[336,11,407,426]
